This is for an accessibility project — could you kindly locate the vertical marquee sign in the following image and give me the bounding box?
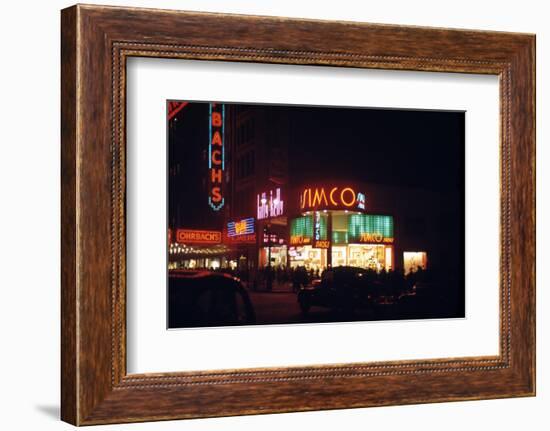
[208,103,225,211]
[312,211,330,249]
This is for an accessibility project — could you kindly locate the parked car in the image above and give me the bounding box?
[297,266,375,314]
[168,270,256,328]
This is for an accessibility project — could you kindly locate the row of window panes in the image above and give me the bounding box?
[348,214,394,238]
[236,150,255,179]
[292,214,394,241]
[233,187,254,217]
[237,118,255,147]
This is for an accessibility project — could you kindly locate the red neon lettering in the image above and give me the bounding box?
[211,187,222,202]
[211,112,222,127]
[211,131,222,146]
[312,188,328,207]
[340,187,356,207]
[211,149,221,165]
[300,189,310,209]
[211,169,222,183]
[329,187,338,206]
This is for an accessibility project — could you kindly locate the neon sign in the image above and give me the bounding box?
[257,188,284,220]
[290,235,311,245]
[314,240,331,249]
[227,218,255,237]
[357,193,366,210]
[314,211,321,241]
[349,214,394,244]
[167,101,188,121]
[208,103,225,211]
[227,233,256,243]
[359,233,393,244]
[300,186,366,211]
[176,229,222,244]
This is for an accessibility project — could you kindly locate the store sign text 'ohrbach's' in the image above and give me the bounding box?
[208,103,225,211]
[176,229,222,244]
[300,186,366,211]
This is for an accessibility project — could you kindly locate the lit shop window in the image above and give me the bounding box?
[385,247,393,271]
[348,214,394,243]
[403,252,428,274]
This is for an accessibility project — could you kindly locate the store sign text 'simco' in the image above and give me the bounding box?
[257,188,284,220]
[176,229,222,244]
[359,232,394,244]
[208,103,225,211]
[300,186,366,211]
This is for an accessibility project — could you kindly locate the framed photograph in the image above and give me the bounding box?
[61,4,535,425]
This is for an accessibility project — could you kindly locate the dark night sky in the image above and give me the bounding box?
[171,102,464,191]
[169,102,464,225]
[168,103,213,228]
[284,105,464,192]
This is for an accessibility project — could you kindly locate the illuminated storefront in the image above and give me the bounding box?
[169,229,229,269]
[403,251,428,274]
[259,232,287,267]
[287,185,394,271]
[289,205,394,271]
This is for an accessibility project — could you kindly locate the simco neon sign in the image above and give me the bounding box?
[300,186,366,212]
[257,188,284,220]
[208,103,225,211]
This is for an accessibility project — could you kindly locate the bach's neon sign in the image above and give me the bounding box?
[300,186,366,211]
[208,103,225,211]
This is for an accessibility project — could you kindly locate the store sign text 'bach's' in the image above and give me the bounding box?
[208,103,224,211]
[257,188,284,220]
[300,186,366,211]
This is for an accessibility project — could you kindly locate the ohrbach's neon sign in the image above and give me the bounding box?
[300,186,366,211]
[208,103,225,211]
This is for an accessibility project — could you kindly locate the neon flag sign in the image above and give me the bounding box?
[208,103,225,211]
[227,218,255,237]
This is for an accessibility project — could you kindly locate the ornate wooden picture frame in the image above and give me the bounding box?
[61,4,535,425]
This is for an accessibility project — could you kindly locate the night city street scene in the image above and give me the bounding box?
[167,101,465,329]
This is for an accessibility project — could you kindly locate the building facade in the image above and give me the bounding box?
[167,102,463,283]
